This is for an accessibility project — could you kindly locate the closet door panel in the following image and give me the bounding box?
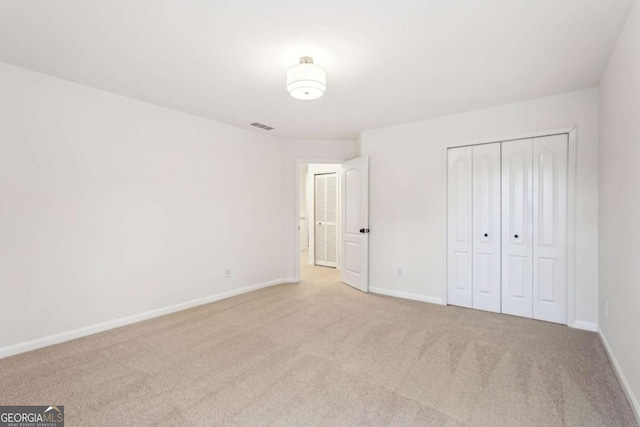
[315,175,327,265]
[501,139,533,318]
[314,173,338,268]
[533,135,568,324]
[325,173,338,266]
[472,143,501,313]
[447,146,473,308]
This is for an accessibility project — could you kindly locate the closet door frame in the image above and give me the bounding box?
[444,127,577,328]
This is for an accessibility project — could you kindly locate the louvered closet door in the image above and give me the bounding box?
[532,135,568,324]
[472,143,501,313]
[501,139,534,318]
[447,146,473,308]
[315,173,338,267]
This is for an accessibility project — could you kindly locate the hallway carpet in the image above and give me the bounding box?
[0,262,636,426]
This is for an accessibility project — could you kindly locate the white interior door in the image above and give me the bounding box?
[314,173,338,267]
[501,139,534,318]
[447,146,473,308]
[472,143,501,313]
[341,157,369,292]
[532,134,568,324]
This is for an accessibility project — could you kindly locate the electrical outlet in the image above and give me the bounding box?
[225,268,231,278]
[397,268,403,278]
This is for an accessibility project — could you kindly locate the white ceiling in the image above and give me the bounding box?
[0,1,634,139]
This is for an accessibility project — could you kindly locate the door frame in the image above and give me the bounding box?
[444,126,578,328]
[294,159,344,283]
[308,165,341,268]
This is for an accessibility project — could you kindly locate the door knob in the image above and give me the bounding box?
[484,233,488,237]
[359,228,370,234]
[514,234,519,238]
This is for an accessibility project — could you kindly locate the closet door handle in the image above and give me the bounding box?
[484,233,488,237]
[514,234,519,238]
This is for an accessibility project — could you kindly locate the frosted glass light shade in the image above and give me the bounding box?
[286,58,326,100]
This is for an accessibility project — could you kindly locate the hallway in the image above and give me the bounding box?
[300,249,339,283]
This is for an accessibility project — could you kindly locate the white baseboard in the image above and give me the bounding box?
[0,278,288,360]
[570,321,598,332]
[282,277,298,283]
[598,329,640,424]
[369,287,444,305]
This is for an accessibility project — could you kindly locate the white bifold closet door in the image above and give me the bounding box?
[501,139,534,318]
[315,173,338,267]
[502,135,568,324]
[447,143,501,312]
[449,135,568,324]
[472,143,501,313]
[532,134,568,324]
[447,146,473,308]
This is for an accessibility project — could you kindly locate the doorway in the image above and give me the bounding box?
[298,163,341,282]
[294,157,370,291]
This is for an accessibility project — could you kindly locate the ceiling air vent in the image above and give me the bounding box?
[250,122,274,131]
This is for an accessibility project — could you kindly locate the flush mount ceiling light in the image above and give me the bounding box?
[286,56,326,100]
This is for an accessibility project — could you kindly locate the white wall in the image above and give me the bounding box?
[0,62,292,355]
[598,0,640,417]
[360,88,599,328]
[282,140,357,279]
[0,63,357,356]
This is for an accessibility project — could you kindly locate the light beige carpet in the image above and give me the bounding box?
[0,256,636,426]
